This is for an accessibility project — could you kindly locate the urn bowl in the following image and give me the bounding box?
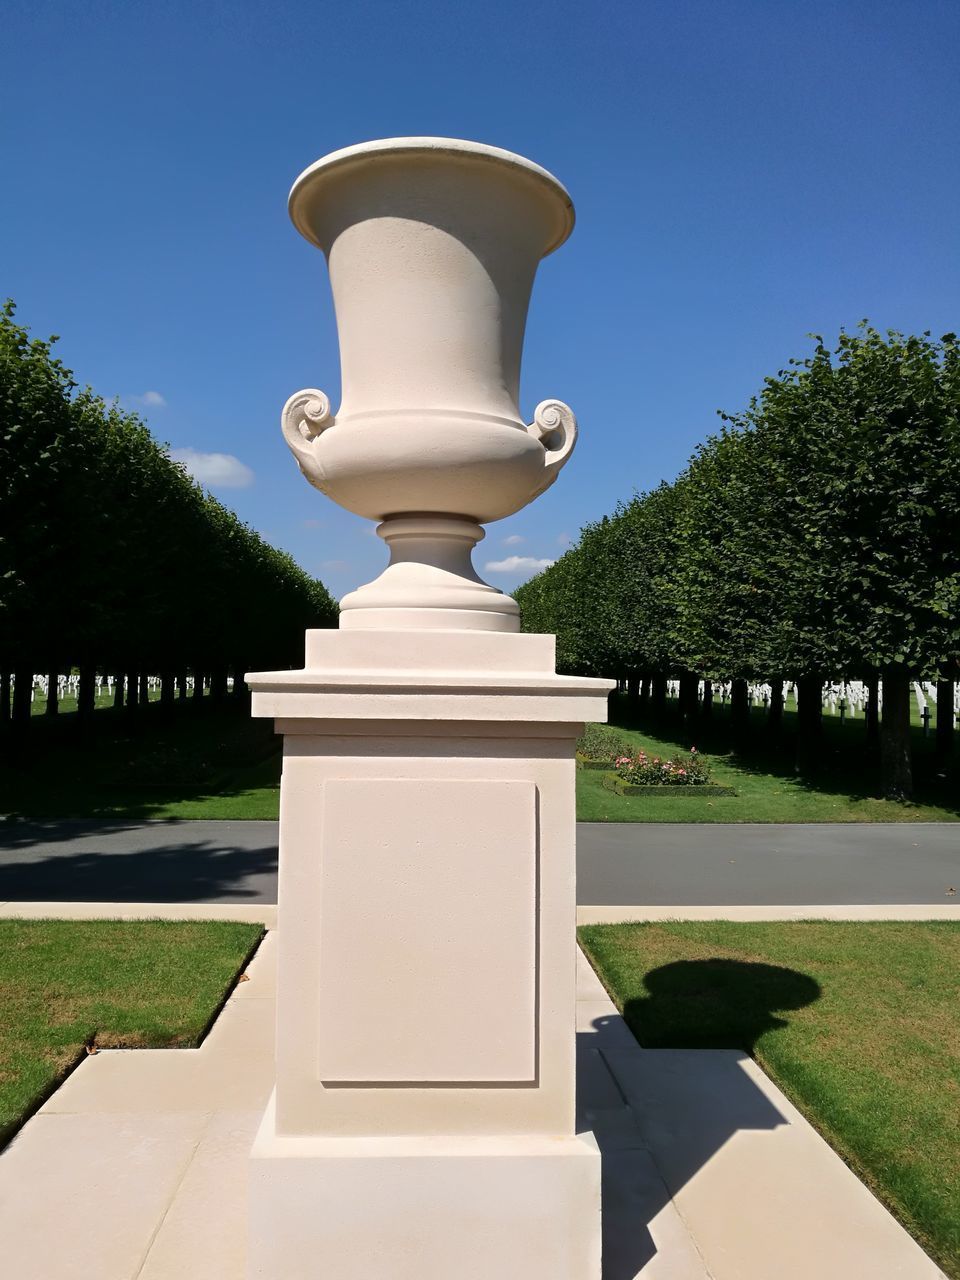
[282,138,578,523]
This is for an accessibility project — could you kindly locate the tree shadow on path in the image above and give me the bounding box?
[0,831,278,902]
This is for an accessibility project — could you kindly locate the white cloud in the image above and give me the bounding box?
[484,555,555,575]
[132,390,167,407]
[557,532,573,547]
[169,447,254,489]
[502,534,525,546]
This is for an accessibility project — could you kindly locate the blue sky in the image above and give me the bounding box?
[4,0,959,601]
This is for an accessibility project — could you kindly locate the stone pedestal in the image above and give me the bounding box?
[246,629,610,1278]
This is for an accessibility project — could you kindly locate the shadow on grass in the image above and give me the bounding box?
[622,957,822,1052]
[0,699,281,821]
[610,695,960,817]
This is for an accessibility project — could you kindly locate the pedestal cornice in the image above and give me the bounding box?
[246,629,613,723]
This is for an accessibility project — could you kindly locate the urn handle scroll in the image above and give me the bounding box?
[281,388,335,487]
[526,399,578,497]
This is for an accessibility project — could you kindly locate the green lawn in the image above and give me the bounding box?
[30,688,129,716]
[0,700,282,820]
[575,697,959,823]
[28,684,218,718]
[578,920,960,1278]
[0,919,263,1146]
[2,688,956,823]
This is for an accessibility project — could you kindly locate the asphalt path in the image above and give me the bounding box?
[0,819,958,906]
[576,821,960,905]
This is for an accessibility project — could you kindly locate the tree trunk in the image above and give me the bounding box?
[865,675,880,749]
[210,667,227,704]
[678,672,699,728]
[45,672,59,717]
[730,678,749,740]
[768,678,785,735]
[701,678,713,720]
[232,664,246,700]
[626,673,640,701]
[650,675,668,717]
[113,673,125,709]
[160,672,175,708]
[12,669,32,728]
[177,671,188,700]
[935,679,954,764]
[77,665,96,722]
[125,672,139,723]
[193,670,205,708]
[795,675,823,775]
[139,672,150,706]
[880,669,913,801]
[639,677,649,711]
[1,671,11,723]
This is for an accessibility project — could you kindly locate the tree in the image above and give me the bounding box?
[515,482,686,688]
[724,326,960,797]
[0,300,338,745]
[517,323,960,802]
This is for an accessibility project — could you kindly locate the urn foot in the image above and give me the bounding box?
[338,515,520,633]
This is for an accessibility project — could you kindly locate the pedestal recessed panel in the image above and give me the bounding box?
[317,778,537,1084]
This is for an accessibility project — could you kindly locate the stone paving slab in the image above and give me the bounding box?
[0,899,277,925]
[0,921,948,1278]
[136,1110,263,1280]
[0,1110,212,1279]
[578,903,960,924]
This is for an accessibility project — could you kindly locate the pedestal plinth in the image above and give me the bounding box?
[246,629,611,1278]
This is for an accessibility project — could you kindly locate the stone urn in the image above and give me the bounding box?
[281,137,578,631]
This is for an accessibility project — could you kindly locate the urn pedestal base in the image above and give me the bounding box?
[249,1095,601,1280]
[245,630,611,1279]
[338,515,521,633]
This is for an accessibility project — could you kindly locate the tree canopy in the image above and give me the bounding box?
[0,301,337,698]
[515,325,960,797]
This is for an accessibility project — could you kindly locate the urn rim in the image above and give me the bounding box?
[288,136,575,256]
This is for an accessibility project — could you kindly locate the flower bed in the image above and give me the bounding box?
[613,746,712,787]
